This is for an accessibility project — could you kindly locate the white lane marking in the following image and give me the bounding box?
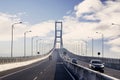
[64,66,76,80]
[39,63,51,75]
[40,72,43,74]
[0,51,53,79]
[56,62,63,64]
[0,61,43,79]
[44,69,46,71]
[0,52,52,72]
[33,76,38,80]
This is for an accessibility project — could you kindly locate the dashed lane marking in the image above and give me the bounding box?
[56,62,63,64]
[44,69,46,71]
[40,72,43,74]
[33,76,38,80]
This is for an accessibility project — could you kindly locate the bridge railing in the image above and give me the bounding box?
[59,50,119,80]
[0,48,54,64]
[0,55,44,64]
[63,48,120,70]
[58,48,119,80]
[63,60,119,80]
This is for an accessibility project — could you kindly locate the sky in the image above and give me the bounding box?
[0,0,81,24]
[0,0,120,58]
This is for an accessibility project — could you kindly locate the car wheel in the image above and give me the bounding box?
[100,70,104,73]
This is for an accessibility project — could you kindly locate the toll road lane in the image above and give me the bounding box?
[0,58,52,80]
[54,50,75,80]
[0,50,75,80]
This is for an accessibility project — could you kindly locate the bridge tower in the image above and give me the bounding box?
[54,21,63,48]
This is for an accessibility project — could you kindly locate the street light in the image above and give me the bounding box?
[31,36,38,56]
[88,37,94,57]
[24,30,32,57]
[40,39,44,55]
[112,23,120,26]
[39,39,43,55]
[41,40,45,54]
[11,22,22,57]
[81,43,83,55]
[36,39,42,54]
[82,40,87,56]
[78,40,87,56]
[96,32,104,58]
[112,23,120,30]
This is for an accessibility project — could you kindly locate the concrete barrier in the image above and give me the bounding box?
[64,60,119,80]
[59,49,119,80]
[63,49,120,70]
[0,48,54,64]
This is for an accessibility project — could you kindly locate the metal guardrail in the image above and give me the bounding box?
[0,48,54,64]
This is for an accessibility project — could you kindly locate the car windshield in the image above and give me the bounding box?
[92,61,102,64]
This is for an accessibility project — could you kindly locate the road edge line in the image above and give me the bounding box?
[64,66,76,80]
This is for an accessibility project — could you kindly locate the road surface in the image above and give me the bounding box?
[0,50,74,80]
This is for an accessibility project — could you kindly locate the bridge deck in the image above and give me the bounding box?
[0,49,119,80]
[0,50,73,80]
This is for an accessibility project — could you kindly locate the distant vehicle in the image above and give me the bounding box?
[89,59,104,72]
[71,58,78,64]
[66,57,71,61]
[49,55,52,60]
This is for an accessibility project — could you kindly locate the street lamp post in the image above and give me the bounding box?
[79,40,87,56]
[42,40,45,54]
[88,37,94,57]
[31,36,38,56]
[96,32,104,58]
[41,40,43,54]
[24,30,32,57]
[36,39,38,54]
[39,39,42,55]
[82,40,87,56]
[80,43,83,55]
[11,22,22,57]
[112,23,120,58]
[112,23,120,26]
[78,43,80,55]
[36,39,42,54]
[76,42,78,54]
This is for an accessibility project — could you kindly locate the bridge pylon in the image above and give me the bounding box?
[54,21,63,48]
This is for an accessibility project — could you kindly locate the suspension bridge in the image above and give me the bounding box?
[0,21,119,80]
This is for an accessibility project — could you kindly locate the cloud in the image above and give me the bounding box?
[0,13,30,41]
[62,0,120,53]
[0,13,55,41]
[29,20,54,39]
[110,46,120,53]
[0,0,120,54]
[0,13,55,56]
[74,0,103,18]
[63,16,98,40]
[107,38,120,46]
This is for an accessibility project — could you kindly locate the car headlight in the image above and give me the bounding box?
[101,65,104,68]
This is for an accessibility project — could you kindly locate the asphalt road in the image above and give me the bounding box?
[0,50,74,80]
